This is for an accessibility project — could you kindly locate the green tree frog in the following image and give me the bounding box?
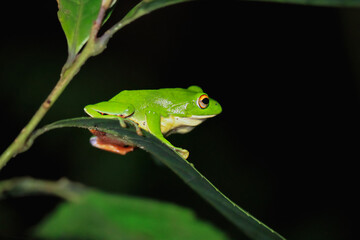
[84,86,222,159]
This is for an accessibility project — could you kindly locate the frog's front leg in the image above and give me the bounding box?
[119,118,143,136]
[145,111,189,159]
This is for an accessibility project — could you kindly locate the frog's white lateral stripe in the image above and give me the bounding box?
[161,115,216,135]
[188,115,216,119]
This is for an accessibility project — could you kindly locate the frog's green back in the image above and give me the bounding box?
[110,88,192,102]
[109,87,222,117]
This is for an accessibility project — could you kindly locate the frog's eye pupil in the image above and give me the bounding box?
[197,94,209,109]
[202,98,209,105]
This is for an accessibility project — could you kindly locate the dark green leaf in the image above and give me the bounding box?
[122,0,192,23]
[114,0,360,35]
[57,0,102,59]
[107,0,193,33]
[252,0,360,7]
[27,117,286,240]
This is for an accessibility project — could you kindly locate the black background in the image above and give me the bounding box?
[0,0,359,239]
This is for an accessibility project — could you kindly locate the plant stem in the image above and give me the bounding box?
[0,51,89,170]
[0,177,86,202]
[0,1,115,171]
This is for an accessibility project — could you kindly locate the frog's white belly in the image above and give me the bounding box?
[160,115,216,135]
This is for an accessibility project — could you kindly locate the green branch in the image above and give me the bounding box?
[0,0,113,170]
[0,177,85,202]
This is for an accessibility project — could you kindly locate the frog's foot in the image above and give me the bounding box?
[89,129,135,155]
[174,147,189,159]
[90,136,134,155]
[118,118,143,136]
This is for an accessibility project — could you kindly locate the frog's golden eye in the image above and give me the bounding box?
[197,94,209,109]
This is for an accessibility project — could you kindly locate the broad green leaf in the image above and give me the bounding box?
[253,0,360,7]
[58,0,102,59]
[35,186,227,239]
[26,118,286,240]
[0,178,226,240]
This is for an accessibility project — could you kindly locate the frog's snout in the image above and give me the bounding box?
[213,101,222,114]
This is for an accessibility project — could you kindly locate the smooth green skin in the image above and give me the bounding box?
[84,86,222,159]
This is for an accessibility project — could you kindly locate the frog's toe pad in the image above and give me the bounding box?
[90,136,134,155]
[175,148,189,159]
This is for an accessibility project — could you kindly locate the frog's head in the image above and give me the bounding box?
[161,86,222,135]
[185,86,222,117]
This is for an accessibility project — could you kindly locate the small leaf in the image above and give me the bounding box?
[57,0,102,59]
[121,0,192,23]
[27,118,286,240]
[105,0,193,34]
[34,187,228,240]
